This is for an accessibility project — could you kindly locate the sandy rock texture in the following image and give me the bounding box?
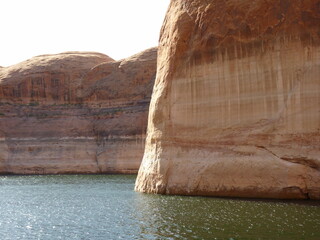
[0,48,157,174]
[0,52,114,104]
[135,0,320,199]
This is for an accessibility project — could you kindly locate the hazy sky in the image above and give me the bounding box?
[0,0,170,67]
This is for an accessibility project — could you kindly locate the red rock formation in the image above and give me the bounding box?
[135,0,320,199]
[81,47,157,106]
[0,48,157,174]
[0,52,114,104]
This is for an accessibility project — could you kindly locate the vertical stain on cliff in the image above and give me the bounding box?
[0,48,157,174]
[135,0,320,199]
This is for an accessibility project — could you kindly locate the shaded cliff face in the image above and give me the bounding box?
[0,48,157,174]
[135,0,320,199]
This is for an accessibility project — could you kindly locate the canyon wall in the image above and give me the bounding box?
[0,48,157,174]
[135,0,320,199]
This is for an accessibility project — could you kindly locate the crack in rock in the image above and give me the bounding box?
[256,145,319,170]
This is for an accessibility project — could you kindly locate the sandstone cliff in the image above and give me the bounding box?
[0,48,157,174]
[135,0,320,199]
[0,52,114,104]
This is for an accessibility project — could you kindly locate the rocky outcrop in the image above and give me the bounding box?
[0,48,157,174]
[135,0,320,199]
[0,52,114,104]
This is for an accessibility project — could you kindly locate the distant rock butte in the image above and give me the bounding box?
[0,51,114,104]
[135,0,320,199]
[0,48,157,174]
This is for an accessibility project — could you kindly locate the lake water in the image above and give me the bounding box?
[0,175,319,240]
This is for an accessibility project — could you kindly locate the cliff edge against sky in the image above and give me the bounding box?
[135,0,320,199]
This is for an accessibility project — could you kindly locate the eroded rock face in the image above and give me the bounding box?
[0,52,114,104]
[0,48,157,174]
[135,0,320,199]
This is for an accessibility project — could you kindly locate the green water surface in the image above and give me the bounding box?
[0,175,319,239]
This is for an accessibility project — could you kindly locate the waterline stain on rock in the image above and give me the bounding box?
[0,48,157,174]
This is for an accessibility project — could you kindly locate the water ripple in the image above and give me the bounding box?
[0,175,319,239]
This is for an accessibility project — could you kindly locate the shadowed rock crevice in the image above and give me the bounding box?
[256,145,320,170]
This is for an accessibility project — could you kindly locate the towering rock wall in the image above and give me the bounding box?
[0,48,157,174]
[135,0,320,199]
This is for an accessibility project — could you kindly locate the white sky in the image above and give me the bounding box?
[0,0,170,67]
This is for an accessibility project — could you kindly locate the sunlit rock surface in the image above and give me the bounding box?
[0,48,157,174]
[135,0,320,199]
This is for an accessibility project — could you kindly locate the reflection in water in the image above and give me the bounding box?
[0,175,319,239]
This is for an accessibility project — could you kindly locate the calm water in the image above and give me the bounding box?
[0,175,319,240]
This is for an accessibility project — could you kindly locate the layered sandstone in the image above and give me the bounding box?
[0,48,157,174]
[135,0,320,199]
